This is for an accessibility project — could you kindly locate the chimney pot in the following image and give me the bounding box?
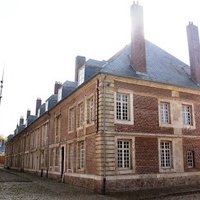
[75,56,86,82]
[187,22,200,84]
[54,82,62,95]
[19,116,24,125]
[130,2,146,74]
[27,110,31,119]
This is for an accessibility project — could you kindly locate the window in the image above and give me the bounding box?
[116,93,129,120]
[55,147,59,166]
[187,151,194,168]
[160,141,172,168]
[55,115,61,137]
[57,87,62,102]
[69,108,75,131]
[182,105,193,125]
[78,141,84,169]
[87,97,94,124]
[160,102,170,124]
[117,140,131,169]
[50,149,54,166]
[78,66,85,85]
[68,143,73,170]
[77,103,84,127]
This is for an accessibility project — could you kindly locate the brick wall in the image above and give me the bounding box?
[135,137,159,174]
[183,138,200,171]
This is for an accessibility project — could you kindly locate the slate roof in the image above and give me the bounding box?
[62,80,78,88]
[101,40,200,90]
[86,59,107,68]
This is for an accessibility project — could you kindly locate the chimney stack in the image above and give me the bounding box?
[130,2,146,74]
[35,98,42,115]
[54,82,62,95]
[75,55,86,82]
[27,110,31,119]
[187,22,200,84]
[19,116,24,125]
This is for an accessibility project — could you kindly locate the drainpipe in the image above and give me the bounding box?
[96,79,100,133]
[46,112,51,177]
[102,75,107,194]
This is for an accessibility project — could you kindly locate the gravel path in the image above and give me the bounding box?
[1,168,200,200]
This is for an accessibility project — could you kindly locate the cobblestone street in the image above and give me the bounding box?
[1,168,200,200]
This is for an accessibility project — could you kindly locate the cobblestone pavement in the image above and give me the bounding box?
[1,168,200,200]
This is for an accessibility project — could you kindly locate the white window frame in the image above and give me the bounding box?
[55,115,61,137]
[78,141,85,169]
[68,107,75,132]
[77,102,84,128]
[68,143,73,172]
[117,140,131,169]
[114,90,134,125]
[57,87,62,102]
[87,96,94,124]
[160,102,170,124]
[159,141,172,169]
[78,66,85,85]
[187,151,194,168]
[182,104,193,126]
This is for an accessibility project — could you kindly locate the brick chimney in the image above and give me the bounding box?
[187,22,200,84]
[75,55,86,82]
[54,81,62,95]
[35,98,42,115]
[19,116,24,125]
[130,2,146,74]
[26,109,31,119]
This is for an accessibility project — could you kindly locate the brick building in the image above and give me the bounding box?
[5,2,200,193]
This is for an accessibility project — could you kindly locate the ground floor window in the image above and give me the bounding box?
[160,141,172,168]
[187,151,194,168]
[117,140,131,169]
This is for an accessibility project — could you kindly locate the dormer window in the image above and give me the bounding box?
[57,87,62,102]
[78,66,85,85]
[45,101,49,111]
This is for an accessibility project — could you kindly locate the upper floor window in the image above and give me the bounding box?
[160,102,170,124]
[55,115,61,140]
[160,141,172,168]
[182,105,193,126]
[87,96,94,124]
[78,66,85,85]
[77,102,84,127]
[114,91,134,125]
[69,108,75,132]
[116,93,128,120]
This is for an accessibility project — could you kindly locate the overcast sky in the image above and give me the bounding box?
[0,0,200,137]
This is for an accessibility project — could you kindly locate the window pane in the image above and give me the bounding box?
[160,141,171,168]
[182,105,192,125]
[160,103,170,124]
[116,93,129,121]
[117,140,130,169]
[187,151,194,168]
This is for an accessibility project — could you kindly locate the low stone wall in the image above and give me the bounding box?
[105,175,200,193]
[47,172,200,193]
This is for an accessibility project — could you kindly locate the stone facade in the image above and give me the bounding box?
[5,2,200,194]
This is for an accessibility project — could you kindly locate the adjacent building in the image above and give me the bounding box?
[5,2,200,193]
